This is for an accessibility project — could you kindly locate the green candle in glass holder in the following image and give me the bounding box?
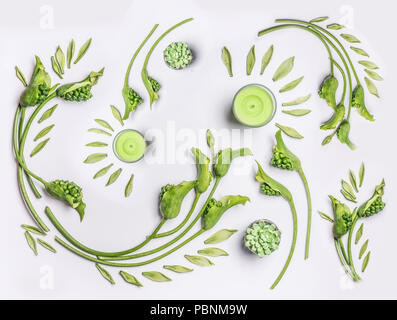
[113,129,146,163]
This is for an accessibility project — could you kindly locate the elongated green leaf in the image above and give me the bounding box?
[362,251,370,272]
[273,57,294,81]
[38,104,58,123]
[96,264,115,284]
[282,94,311,106]
[260,45,274,75]
[279,76,304,93]
[21,224,46,236]
[55,46,65,74]
[142,271,171,282]
[359,239,369,259]
[221,46,233,77]
[37,238,56,253]
[83,153,107,164]
[86,141,108,147]
[119,271,143,287]
[359,60,379,70]
[359,162,365,187]
[340,189,357,203]
[34,124,55,141]
[184,255,214,267]
[206,129,215,149]
[30,138,50,157]
[349,170,358,193]
[67,39,75,69]
[310,16,329,23]
[125,174,134,197]
[246,45,256,75]
[88,128,112,136]
[282,109,311,116]
[364,77,380,98]
[15,66,28,86]
[163,265,193,273]
[340,34,360,43]
[342,180,356,198]
[275,123,304,139]
[94,119,114,132]
[327,23,345,30]
[350,46,369,57]
[198,247,229,257]
[110,105,124,126]
[74,38,92,64]
[364,69,383,81]
[25,231,37,255]
[355,223,364,245]
[318,211,334,223]
[204,229,238,244]
[106,168,122,186]
[93,163,113,179]
[51,56,63,79]
[322,134,334,146]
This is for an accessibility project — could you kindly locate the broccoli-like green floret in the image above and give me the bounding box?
[37,84,50,105]
[148,77,161,93]
[244,220,281,257]
[260,183,281,196]
[60,85,93,102]
[163,42,193,69]
[127,88,143,107]
[359,197,385,218]
[271,150,293,171]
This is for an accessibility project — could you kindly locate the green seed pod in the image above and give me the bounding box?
[352,85,374,121]
[358,179,386,218]
[160,180,197,220]
[271,130,301,171]
[244,220,281,257]
[148,77,161,92]
[320,104,345,130]
[213,148,253,178]
[260,183,281,196]
[192,147,212,194]
[163,42,193,69]
[44,180,86,221]
[202,195,250,230]
[318,75,339,109]
[329,195,352,238]
[336,120,355,150]
[122,87,143,120]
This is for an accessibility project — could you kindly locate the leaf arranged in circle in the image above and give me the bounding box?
[246,45,256,75]
[204,229,238,244]
[355,223,364,245]
[119,271,143,287]
[21,224,46,236]
[142,271,171,282]
[282,94,312,106]
[83,153,107,164]
[95,119,114,132]
[184,255,214,267]
[318,211,334,223]
[349,170,359,193]
[25,231,37,256]
[359,239,369,260]
[163,265,193,273]
[359,162,365,187]
[86,141,108,147]
[282,109,311,116]
[350,46,369,57]
[96,264,115,284]
[260,45,274,75]
[364,69,383,81]
[198,247,229,257]
[38,104,58,123]
[342,180,356,198]
[340,189,357,203]
[93,163,113,179]
[327,23,345,30]
[364,77,380,98]
[276,123,304,139]
[74,38,92,64]
[110,105,124,126]
[362,251,370,272]
[88,128,112,136]
[125,174,134,197]
[359,60,379,70]
[273,56,294,81]
[106,168,122,186]
[310,16,329,23]
[340,34,360,43]
[221,46,233,77]
[30,138,50,157]
[279,76,304,93]
[37,238,56,253]
[55,46,65,74]
[67,39,75,69]
[34,124,55,141]
[51,56,63,79]
[15,66,28,86]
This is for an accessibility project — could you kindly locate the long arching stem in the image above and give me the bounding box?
[348,213,361,281]
[297,168,312,260]
[334,238,355,279]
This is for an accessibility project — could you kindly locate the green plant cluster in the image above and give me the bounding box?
[271,150,293,170]
[358,196,385,218]
[149,77,161,92]
[260,183,281,196]
[164,42,193,69]
[59,85,93,101]
[244,220,281,257]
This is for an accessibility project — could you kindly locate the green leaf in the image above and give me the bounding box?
[34,124,55,141]
[184,255,214,267]
[93,163,113,179]
[94,119,114,132]
[359,239,369,259]
[37,238,56,253]
[55,46,65,74]
[88,128,112,136]
[349,170,359,193]
[359,162,365,187]
[321,134,334,146]
[142,271,171,282]
[30,138,50,157]
[110,105,124,126]
[355,223,364,245]
[282,94,311,106]
[364,77,380,98]
[86,141,108,147]
[21,224,46,236]
[67,39,75,69]
[279,76,304,93]
[206,129,215,149]
[260,45,274,75]
[364,69,383,81]
[106,168,122,186]
[15,66,28,86]
[95,264,115,284]
[221,46,233,77]
[310,16,329,23]
[246,45,256,75]
[282,109,311,116]
[342,180,356,198]
[25,231,37,255]
[340,34,360,43]
[275,123,304,139]
[163,265,193,273]
[327,23,345,30]
[318,211,334,223]
[124,174,134,197]
[51,56,63,79]
[198,247,229,257]
[38,104,58,123]
[83,153,107,164]
[340,189,357,203]
[204,229,238,244]
[359,60,379,70]
[74,38,92,64]
[362,251,370,272]
[119,271,143,287]
[273,56,294,81]
[350,46,370,57]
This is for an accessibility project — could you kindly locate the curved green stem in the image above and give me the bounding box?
[348,213,361,281]
[55,229,205,268]
[338,237,349,264]
[297,167,312,260]
[155,192,201,238]
[270,199,298,289]
[331,59,347,104]
[334,238,355,279]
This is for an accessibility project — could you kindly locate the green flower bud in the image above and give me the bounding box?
[244,220,281,257]
[260,183,281,196]
[352,85,374,121]
[213,148,252,178]
[148,77,161,92]
[202,195,250,230]
[44,180,86,221]
[329,195,352,238]
[163,42,193,69]
[318,75,338,109]
[122,86,143,120]
[336,120,355,150]
[271,130,301,171]
[358,179,386,218]
[192,147,212,194]
[320,103,345,130]
[160,180,197,219]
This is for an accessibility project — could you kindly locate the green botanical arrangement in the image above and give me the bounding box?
[258,16,383,149]
[318,163,386,280]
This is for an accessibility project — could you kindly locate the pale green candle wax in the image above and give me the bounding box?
[233,84,276,127]
[113,129,146,163]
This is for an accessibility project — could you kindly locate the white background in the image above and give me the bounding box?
[1,0,396,300]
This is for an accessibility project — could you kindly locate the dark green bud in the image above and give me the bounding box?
[318,75,338,109]
[214,148,253,178]
[352,85,374,121]
[192,148,212,193]
[329,195,352,238]
[160,180,197,219]
[336,120,355,150]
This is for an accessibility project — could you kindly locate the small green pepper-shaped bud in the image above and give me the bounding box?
[213,148,252,178]
[358,179,386,218]
[44,180,86,221]
[352,85,374,121]
[336,120,355,150]
[329,195,352,238]
[192,147,212,194]
[318,75,339,109]
[202,195,250,230]
[160,180,197,220]
[320,103,345,130]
